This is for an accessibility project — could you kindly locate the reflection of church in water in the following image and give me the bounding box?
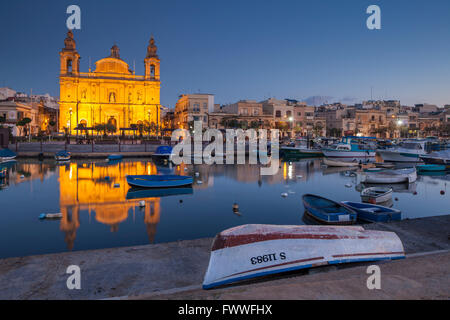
[58,161,161,250]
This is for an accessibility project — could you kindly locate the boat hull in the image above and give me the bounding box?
[126,175,193,188]
[360,187,393,204]
[281,147,323,158]
[323,158,360,167]
[378,150,422,162]
[302,194,357,225]
[361,169,417,184]
[322,149,375,159]
[203,224,405,289]
[341,202,401,223]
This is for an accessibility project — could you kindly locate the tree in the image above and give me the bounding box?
[106,123,117,135]
[94,123,107,137]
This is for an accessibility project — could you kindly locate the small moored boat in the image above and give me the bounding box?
[341,201,401,223]
[152,146,174,162]
[55,150,71,161]
[302,194,357,225]
[323,158,360,167]
[360,187,393,204]
[361,168,417,184]
[202,224,405,289]
[126,174,193,188]
[39,213,63,220]
[0,167,7,179]
[107,154,123,161]
[0,148,17,162]
[416,164,446,172]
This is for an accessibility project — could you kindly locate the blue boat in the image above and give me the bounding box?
[126,187,193,199]
[152,146,173,162]
[55,150,71,161]
[126,175,193,188]
[107,154,123,161]
[416,164,446,172]
[341,201,401,223]
[0,148,17,162]
[302,194,357,225]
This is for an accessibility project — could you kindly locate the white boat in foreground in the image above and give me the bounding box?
[202,224,405,289]
[361,168,417,184]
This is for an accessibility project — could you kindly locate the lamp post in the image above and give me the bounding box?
[69,107,73,136]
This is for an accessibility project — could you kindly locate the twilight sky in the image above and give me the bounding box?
[1,0,450,108]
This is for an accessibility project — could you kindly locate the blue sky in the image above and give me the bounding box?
[1,0,450,107]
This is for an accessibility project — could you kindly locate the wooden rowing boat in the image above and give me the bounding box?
[361,168,417,184]
[202,224,405,289]
[302,194,357,225]
[360,187,393,204]
[126,175,193,188]
[341,201,401,223]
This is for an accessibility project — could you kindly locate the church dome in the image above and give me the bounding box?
[94,44,131,75]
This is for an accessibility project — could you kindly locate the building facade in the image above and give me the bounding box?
[174,94,215,129]
[58,30,161,135]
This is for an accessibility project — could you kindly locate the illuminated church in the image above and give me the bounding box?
[58,30,161,134]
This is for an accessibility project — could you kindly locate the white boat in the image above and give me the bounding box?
[0,148,17,162]
[39,213,63,219]
[420,150,450,167]
[361,187,393,204]
[378,140,431,162]
[361,168,417,184]
[322,136,376,160]
[323,158,360,167]
[203,224,405,289]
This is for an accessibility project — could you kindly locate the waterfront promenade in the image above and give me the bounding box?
[0,215,448,300]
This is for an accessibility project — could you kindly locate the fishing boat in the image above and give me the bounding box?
[126,187,193,199]
[280,139,323,158]
[322,136,376,160]
[0,148,17,162]
[323,158,360,167]
[420,150,450,168]
[39,213,63,219]
[202,224,405,289]
[341,202,401,223]
[416,164,446,172]
[54,150,71,161]
[107,154,123,161]
[152,146,174,162]
[378,139,431,162]
[302,194,357,225]
[360,187,393,204]
[126,174,193,188]
[361,168,417,184]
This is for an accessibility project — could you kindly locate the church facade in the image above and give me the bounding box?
[58,30,161,135]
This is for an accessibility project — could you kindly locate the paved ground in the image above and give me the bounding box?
[135,250,450,300]
[0,215,448,300]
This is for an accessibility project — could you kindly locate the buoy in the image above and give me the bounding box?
[139,201,145,207]
[233,203,239,211]
[345,183,352,188]
[20,175,24,179]
[105,176,110,180]
[395,197,399,201]
[197,180,203,184]
[179,199,183,203]
[440,190,445,195]
[281,193,288,197]
[195,172,200,177]
[114,183,120,188]
[413,191,418,195]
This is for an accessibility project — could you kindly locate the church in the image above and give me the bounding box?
[58,30,161,135]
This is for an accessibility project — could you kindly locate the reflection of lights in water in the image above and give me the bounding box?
[69,166,73,180]
[283,162,287,180]
[288,164,293,179]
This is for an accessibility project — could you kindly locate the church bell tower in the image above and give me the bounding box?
[144,36,160,80]
[59,30,80,75]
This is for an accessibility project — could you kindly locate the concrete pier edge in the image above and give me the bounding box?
[0,215,448,300]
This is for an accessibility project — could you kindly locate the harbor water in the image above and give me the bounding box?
[0,157,448,259]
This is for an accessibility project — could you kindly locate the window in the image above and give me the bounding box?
[286,111,292,118]
[67,59,72,73]
[253,109,259,115]
[297,112,301,116]
[275,110,281,118]
[150,65,155,77]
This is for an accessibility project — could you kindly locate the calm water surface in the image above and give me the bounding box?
[0,158,448,259]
